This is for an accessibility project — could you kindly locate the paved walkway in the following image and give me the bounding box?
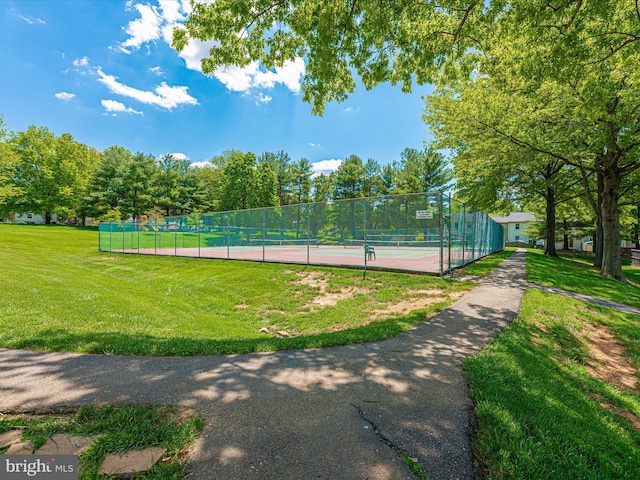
[0,251,527,480]
[528,282,640,316]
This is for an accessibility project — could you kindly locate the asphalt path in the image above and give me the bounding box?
[0,251,527,480]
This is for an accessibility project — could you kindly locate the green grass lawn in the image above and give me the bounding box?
[465,253,640,479]
[460,248,516,277]
[0,405,203,479]
[526,249,640,307]
[0,224,473,356]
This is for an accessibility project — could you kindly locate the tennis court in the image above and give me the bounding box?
[100,192,503,275]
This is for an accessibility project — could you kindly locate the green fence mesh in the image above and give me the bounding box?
[99,192,504,275]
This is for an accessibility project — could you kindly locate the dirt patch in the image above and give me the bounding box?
[582,324,639,394]
[294,272,467,319]
[368,289,465,319]
[294,272,370,311]
[597,400,640,433]
[530,331,542,348]
[294,271,329,289]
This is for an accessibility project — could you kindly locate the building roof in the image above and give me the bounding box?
[490,212,536,224]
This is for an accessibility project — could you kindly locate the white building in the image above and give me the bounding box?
[490,212,536,245]
[10,213,58,224]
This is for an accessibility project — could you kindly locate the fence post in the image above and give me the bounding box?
[262,209,266,262]
[363,199,367,276]
[307,205,311,266]
[226,214,230,260]
[447,194,453,273]
[471,211,477,261]
[461,203,466,267]
[439,192,444,276]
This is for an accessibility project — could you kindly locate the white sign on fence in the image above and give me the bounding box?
[415,210,434,220]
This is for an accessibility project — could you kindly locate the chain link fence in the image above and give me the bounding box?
[99,192,504,275]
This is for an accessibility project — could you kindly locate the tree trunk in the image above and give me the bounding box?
[563,219,569,250]
[600,168,625,281]
[594,172,604,269]
[635,204,640,249]
[545,187,557,256]
[45,212,52,225]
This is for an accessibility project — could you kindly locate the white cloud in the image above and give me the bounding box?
[73,56,90,67]
[273,58,305,94]
[158,0,185,23]
[190,161,212,169]
[119,2,305,96]
[10,8,45,25]
[55,92,76,101]
[309,143,321,148]
[101,99,143,115]
[170,152,189,160]
[214,64,256,92]
[212,59,305,95]
[311,159,343,177]
[255,93,272,105]
[175,36,218,72]
[119,3,163,53]
[150,66,164,76]
[97,67,198,110]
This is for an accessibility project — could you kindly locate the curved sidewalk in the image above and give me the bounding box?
[0,251,527,480]
[528,282,640,316]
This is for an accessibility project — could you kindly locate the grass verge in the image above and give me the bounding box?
[0,225,473,356]
[465,288,640,479]
[0,405,203,479]
[526,249,640,307]
[459,248,516,277]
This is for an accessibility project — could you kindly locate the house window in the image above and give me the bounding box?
[27,214,32,219]
[515,235,520,241]
[515,223,520,230]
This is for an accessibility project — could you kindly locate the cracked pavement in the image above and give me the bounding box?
[0,251,526,480]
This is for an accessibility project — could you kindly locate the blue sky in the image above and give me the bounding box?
[1,0,434,174]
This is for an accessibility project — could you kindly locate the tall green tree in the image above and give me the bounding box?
[425,85,585,257]
[379,163,399,196]
[396,147,452,194]
[194,164,224,212]
[219,150,261,211]
[57,133,101,224]
[255,162,279,208]
[291,158,313,205]
[218,151,279,211]
[155,154,202,216]
[120,152,157,218]
[258,150,293,205]
[85,146,133,221]
[333,155,364,199]
[362,158,382,198]
[0,116,21,216]
[10,127,97,223]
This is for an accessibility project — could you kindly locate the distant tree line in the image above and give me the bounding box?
[0,116,452,225]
